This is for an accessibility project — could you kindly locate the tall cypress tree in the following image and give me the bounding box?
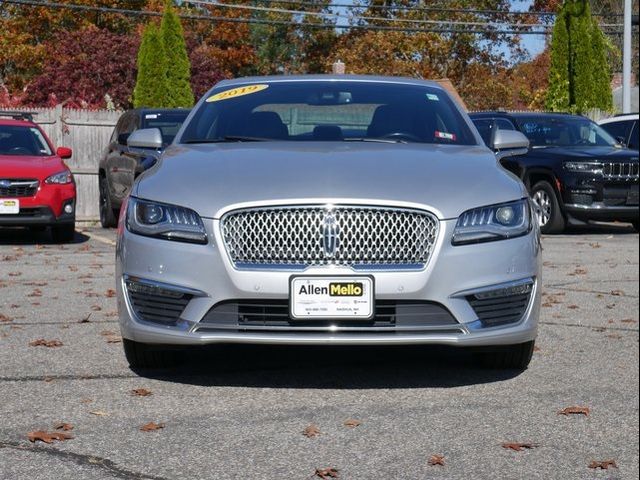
[133,23,169,108]
[161,0,194,108]
[546,0,613,113]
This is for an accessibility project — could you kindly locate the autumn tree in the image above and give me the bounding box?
[23,27,139,109]
[161,0,194,107]
[134,22,168,108]
[546,0,613,112]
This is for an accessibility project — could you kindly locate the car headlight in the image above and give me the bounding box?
[126,197,207,244]
[452,199,531,245]
[45,170,73,184]
[563,161,603,174]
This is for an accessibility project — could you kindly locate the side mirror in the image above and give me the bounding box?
[56,146,72,159]
[127,128,163,150]
[117,133,130,146]
[491,130,530,160]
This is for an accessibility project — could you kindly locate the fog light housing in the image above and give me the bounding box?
[64,203,74,214]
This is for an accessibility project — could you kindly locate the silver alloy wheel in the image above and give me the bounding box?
[532,190,551,227]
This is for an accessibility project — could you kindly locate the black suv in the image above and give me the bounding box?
[98,108,190,227]
[470,112,639,233]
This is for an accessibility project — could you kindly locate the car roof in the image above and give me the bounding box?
[469,111,585,121]
[599,113,639,124]
[127,108,191,115]
[214,74,447,91]
[0,118,39,128]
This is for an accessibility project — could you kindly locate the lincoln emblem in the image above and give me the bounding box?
[320,213,339,258]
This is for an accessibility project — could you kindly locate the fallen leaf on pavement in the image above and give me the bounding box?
[558,406,590,416]
[28,430,73,444]
[105,289,116,298]
[611,290,625,296]
[621,319,637,324]
[567,305,579,310]
[315,467,339,479]
[89,410,109,416]
[68,265,78,272]
[29,339,63,348]
[140,422,165,431]
[501,442,539,452]
[0,313,12,322]
[54,422,74,431]
[343,419,361,428]
[100,330,117,336]
[106,336,122,344]
[90,305,102,311]
[78,314,91,323]
[588,460,617,470]
[131,388,152,397]
[302,424,320,438]
[8,271,21,277]
[428,454,445,466]
[27,288,43,297]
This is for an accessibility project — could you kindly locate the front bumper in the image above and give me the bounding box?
[0,183,76,226]
[116,217,541,347]
[561,175,639,223]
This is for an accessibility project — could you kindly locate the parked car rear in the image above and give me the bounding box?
[98,108,190,227]
[470,111,639,233]
[0,111,76,242]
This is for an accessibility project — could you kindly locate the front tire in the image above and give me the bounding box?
[474,341,535,370]
[51,223,75,243]
[99,176,118,228]
[530,181,565,234]
[122,339,181,369]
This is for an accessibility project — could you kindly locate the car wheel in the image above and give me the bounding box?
[51,223,75,243]
[122,338,182,369]
[530,181,565,234]
[99,176,118,228]
[474,341,535,370]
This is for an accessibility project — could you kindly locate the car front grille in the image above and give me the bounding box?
[467,285,533,327]
[221,205,439,269]
[602,162,639,181]
[0,179,39,197]
[125,279,192,326]
[195,299,463,334]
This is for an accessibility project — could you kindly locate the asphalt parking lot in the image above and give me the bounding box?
[0,224,638,480]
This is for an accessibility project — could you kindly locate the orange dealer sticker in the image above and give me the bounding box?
[206,84,269,103]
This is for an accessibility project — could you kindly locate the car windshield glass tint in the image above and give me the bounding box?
[0,125,52,156]
[516,116,619,148]
[180,81,476,145]
[143,112,190,145]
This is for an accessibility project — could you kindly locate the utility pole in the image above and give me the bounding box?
[622,0,631,113]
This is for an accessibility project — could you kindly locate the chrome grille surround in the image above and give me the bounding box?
[220,205,439,269]
[0,179,39,198]
[602,162,639,181]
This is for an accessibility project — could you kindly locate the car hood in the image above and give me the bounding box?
[135,142,527,219]
[0,155,67,179]
[529,146,639,161]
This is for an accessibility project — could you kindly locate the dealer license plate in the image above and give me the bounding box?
[0,199,19,214]
[290,276,374,320]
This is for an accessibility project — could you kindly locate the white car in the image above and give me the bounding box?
[599,114,639,150]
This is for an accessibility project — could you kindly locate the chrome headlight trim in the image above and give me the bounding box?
[452,198,531,246]
[563,161,603,174]
[126,196,207,244]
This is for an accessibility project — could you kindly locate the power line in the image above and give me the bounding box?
[1,0,628,35]
[187,0,568,28]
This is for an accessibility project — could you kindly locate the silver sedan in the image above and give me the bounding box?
[116,75,541,369]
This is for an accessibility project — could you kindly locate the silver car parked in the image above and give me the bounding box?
[117,75,541,369]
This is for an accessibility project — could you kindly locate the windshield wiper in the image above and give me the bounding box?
[344,137,408,144]
[182,136,269,144]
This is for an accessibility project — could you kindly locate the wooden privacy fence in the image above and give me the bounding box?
[3,106,122,220]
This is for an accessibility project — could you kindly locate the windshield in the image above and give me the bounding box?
[180,81,476,145]
[142,111,189,145]
[516,116,619,148]
[0,125,52,156]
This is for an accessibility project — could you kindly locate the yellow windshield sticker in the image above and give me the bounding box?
[206,84,269,102]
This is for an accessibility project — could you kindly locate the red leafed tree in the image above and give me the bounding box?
[24,26,139,109]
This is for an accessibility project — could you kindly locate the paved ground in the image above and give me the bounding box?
[0,224,638,480]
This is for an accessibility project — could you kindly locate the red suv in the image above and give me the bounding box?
[0,112,76,242]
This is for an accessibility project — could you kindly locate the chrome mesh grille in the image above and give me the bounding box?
[603,162,639,180]
[221,205,439,268]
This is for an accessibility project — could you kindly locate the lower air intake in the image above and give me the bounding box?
[125,279,192,326]
[467,281,533,327]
